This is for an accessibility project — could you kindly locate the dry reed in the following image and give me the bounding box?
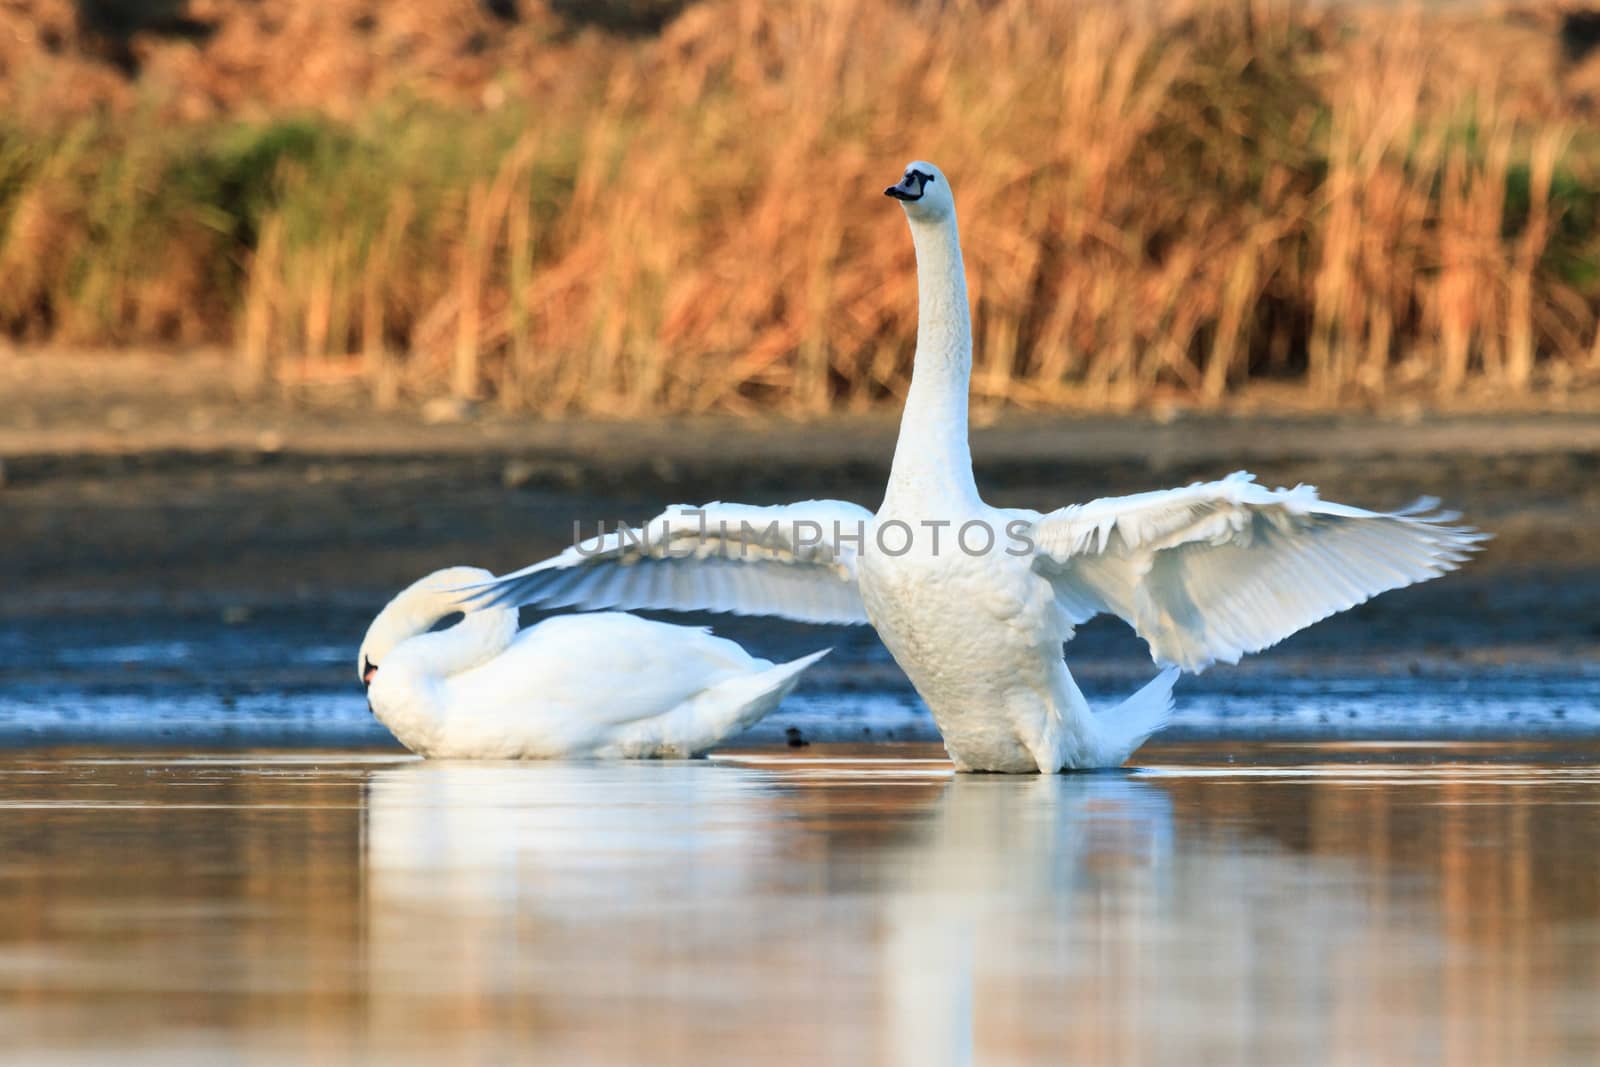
[2,0,1599,413]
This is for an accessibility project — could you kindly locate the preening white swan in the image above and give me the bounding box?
[359,567,827,759]
[464,161,1485,773]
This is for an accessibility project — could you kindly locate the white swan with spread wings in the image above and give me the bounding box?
[464,162,1483,772]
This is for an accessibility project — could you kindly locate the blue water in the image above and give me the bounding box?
[1,665,1595,748]
[3,610,1595,747]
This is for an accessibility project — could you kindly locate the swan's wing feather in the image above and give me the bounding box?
[1030,472,1487,671]
[461,500,875,625]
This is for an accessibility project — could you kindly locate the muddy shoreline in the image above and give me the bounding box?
[8,401,1598,625]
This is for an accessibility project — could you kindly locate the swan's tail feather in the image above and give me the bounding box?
[1098,667,1180,762]
[671,648,831,756]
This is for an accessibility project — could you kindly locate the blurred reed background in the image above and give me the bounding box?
[3,0,1600,415]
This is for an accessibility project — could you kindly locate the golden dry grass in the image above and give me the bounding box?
[3,0,1600,414]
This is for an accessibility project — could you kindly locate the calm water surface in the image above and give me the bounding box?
[1,743,1597,1065]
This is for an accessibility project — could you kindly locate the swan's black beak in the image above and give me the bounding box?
[362,658,377,689]
[885,169,933,202]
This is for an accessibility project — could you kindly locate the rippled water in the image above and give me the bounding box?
[1,744,1597,1065]
[2,608,1596,746]
[3,672,1597,748]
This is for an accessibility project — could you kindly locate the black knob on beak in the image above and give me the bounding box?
[885,171,928,202]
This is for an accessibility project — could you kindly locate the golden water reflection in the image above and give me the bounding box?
[0,743,1597,1065]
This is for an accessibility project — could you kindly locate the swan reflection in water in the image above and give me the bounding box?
[1,746,1589,1062]
[360,759,1175,1063]
[361,755,1600,1064]
[875,773,1175,1066]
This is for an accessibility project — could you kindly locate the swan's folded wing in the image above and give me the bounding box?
[1029,472,1487,671]
[459,500,875,625]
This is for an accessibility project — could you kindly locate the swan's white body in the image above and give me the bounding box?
[857,501,1171,773]
[463,162,1484,773]
[359,568,826,759]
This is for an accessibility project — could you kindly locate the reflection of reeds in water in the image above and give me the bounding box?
[3,1,1599,413]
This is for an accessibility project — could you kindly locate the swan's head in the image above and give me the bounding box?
[884,160,954,222]
[357,566,495,688]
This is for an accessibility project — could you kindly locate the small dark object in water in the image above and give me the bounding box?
[785,727,809,749]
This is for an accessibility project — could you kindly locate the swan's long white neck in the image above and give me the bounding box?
[884,211,978,511]
[372,581,518,686]
[388,601,508,675]
[362,572,519,756]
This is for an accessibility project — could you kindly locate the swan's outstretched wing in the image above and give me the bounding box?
[460,500,874,625]
[1029,472,1486,671]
